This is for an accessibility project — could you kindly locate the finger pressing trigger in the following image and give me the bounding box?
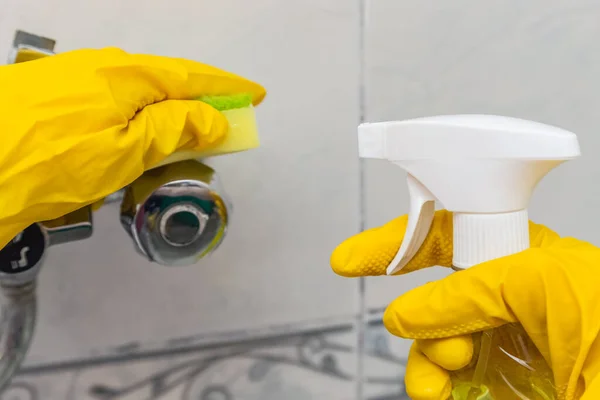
[330,225,400,277]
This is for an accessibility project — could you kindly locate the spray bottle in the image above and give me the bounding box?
[358,114,580,399]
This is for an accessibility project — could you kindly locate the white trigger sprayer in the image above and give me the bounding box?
[358,114,580,273]
[358,114,580,399]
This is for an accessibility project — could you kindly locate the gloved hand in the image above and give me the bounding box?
[0,47,265,249]
[331,210,600,400]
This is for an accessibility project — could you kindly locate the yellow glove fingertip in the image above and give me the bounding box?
[330,228,397,277]
[406,341,452,400]
[247,82,267,106]
[330,210,456,278]
[418,336,473,371]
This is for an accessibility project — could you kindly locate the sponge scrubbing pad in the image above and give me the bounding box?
[198,93,253,110]
[154,93,260,168]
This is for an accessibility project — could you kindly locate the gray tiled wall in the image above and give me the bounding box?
[2,0,600,399]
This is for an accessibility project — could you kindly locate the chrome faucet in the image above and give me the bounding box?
[0,164,231,392]
[0,207,93,391]
[119,160,232,266]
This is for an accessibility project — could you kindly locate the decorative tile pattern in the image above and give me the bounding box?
[12,311,407,400]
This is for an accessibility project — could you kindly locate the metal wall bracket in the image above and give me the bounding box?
[8,30,56,64]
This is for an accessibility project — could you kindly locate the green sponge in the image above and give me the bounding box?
[196,93,253,111]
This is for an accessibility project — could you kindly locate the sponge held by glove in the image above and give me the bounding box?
[154,93,260,168]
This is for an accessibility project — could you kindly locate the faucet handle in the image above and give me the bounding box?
[0,206,93,286]
[0,224,47,286]
[120,160,231,266]
[8,30,55,64]
[42,206,93,246]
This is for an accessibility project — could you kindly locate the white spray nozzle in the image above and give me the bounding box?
[358,115,580,274]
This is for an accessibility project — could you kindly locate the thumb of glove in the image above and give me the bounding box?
[127,99,228,170]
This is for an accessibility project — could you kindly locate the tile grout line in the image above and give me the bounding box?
[356,0,367,399]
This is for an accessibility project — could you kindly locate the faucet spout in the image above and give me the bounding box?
[0,208,93,393]
[0,283,36,391]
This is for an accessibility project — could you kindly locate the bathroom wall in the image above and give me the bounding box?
[1,0,600,399]
[1,1,370,399]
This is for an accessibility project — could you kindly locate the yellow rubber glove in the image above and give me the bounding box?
[331,210,600,400]
[0,47,265,249]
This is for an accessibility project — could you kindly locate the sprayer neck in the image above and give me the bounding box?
[452,210,529,269]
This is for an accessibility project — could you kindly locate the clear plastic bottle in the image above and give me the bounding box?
[450,324,555,400]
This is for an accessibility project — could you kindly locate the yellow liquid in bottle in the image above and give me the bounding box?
[449,324,556,400]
